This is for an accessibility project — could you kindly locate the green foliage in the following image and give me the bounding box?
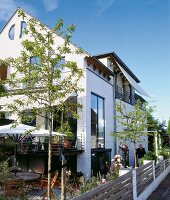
[143,151,157,160]
[1,8,84,124]
[56,121,75,139]
[0,8,84,199]
[159,147,170,159]
[147,114,166,133]
[0,158,13,183]
[167,118,170,135]
[79,176,100,194]
[106,168,119,181]
[111,99,154,167]
[113,100,153,143]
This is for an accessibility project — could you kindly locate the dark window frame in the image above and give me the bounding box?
[8,24,15,40]
[20,21,27,38]
[91,92,105,149]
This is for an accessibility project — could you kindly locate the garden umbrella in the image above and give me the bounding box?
[0,123,65,138]
[0,123,65,168]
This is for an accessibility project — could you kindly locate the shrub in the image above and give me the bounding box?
[159,148,170,159]
[143,151,157,161]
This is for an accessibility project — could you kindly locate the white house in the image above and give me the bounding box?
[0,9,149,178]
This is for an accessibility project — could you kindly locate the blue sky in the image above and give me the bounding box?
[0,0,170,123]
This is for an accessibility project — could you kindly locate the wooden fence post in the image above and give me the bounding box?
[152,160,155,180]
[163,160,166,171]
[132,169,137,200]
[61,158,67,200]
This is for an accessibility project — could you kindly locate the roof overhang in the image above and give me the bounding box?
[94,52,140,83]
[115,60,150,97]
[85,56,114,77]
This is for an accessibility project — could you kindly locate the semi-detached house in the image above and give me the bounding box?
[0,9,149,178]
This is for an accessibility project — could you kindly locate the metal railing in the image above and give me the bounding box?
[115,85,137,105]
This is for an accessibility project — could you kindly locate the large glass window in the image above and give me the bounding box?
[91,93,105,148]
[8,24,15,40]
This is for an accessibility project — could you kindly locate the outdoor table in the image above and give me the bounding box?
[10,172,40,182]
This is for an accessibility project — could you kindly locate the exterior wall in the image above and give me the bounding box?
[77,65,115,179]
[0,13,23,60]
[115,99,148,167]
[0,11,87,109]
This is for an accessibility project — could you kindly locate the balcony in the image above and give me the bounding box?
[0,134,85,158]
[16,137,84,156]
[115,85,135,105]
[115,85,146,106]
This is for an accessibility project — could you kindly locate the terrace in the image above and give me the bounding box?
[115,85,145,105]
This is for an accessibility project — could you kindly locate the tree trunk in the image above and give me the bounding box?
[47,117,52,200]
[134,142,137,168]
[61,159,67,200]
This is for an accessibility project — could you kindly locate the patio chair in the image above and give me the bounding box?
[5,179,25,198]
[26,171,44,189]
[40,170,60,199]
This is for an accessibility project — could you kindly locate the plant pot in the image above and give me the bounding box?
[143,160,153,165]
[158,155,164,161]
[119,168,132,176]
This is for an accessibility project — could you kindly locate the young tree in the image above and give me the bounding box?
[0,9,83,199]
[147,114,166,152]
[111,100,153,168]
[167,118,170,135]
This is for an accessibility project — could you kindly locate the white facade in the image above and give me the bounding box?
[0,9,148,177]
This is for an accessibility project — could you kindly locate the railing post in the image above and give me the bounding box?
[132,169,137,200]
[152,160,155,180]
[163,160,166,171]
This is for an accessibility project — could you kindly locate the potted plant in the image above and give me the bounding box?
[158,147,170,160]
[142,151,157,165]
[56,122,75,149]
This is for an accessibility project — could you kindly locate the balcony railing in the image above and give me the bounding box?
[16,137,84,155]
[115,85,135,105]
[0,134,85,157]
[115,85,146,107]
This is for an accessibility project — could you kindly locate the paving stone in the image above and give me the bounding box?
[147,173,170,200]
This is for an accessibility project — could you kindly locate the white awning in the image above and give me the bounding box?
[115,61,150,97]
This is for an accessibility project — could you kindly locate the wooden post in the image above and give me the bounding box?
[163,160,166,171]
[152,160,155,180]
[154,132,158,158]
[132,169,137,200]
[61,158,67,200]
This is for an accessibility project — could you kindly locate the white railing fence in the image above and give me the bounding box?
[73,159,170,200]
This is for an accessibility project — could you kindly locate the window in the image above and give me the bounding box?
[91,93,105,149]
[23,56,39,89]
[8,24,15,40]
[30,56,40,65]
[53,58,65,85]
[20,21,27,38]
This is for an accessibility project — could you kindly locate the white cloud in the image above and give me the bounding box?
[97,0,116,15]
[43,0,59,11]
[0,0,17,21]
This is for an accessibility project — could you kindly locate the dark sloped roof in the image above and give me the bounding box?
[94,52,140,83]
